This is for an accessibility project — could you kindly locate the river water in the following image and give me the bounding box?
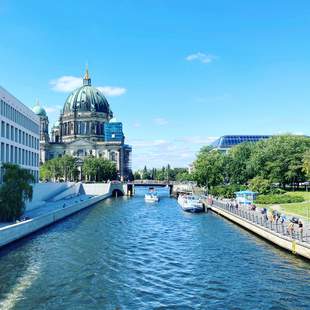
[0,187,309,310]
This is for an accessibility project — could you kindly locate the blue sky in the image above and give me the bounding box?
[1,0,310,170]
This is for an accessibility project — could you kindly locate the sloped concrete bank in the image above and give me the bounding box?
[0,194,110,248]
[209,205,310,260]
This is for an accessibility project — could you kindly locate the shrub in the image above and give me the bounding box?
[255,194,304,204]
[209,184,247,198]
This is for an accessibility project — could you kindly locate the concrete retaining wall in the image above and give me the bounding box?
[210,206,310,260]
[51,183,82,202]
[26,182,76,211]
[0,194,109,248]
[82,183,111,196]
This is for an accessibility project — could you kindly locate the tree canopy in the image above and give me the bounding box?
[133,165,190,181]
[192,135,310,193]
[40,155,78,182]
[40,156,117,182]
[83,156,117,182]
[0,164,35,221]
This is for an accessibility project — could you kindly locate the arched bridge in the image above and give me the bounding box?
[131,180,173,195]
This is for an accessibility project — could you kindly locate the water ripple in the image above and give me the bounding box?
[0,189,309,309]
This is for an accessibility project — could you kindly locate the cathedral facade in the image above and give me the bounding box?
[33,69,132,180]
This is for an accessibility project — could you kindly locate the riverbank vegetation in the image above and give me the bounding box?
[133,165,192,182]
[40,156,117,182]
[0,164,34,221]
[191,135,310,218]
[193,135,310,192]
[255,194,304,204]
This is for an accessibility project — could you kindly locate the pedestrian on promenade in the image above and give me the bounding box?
[269,212,274,223]
[287,222,294,236]
[280,214,286,224]
[298,220,304,240]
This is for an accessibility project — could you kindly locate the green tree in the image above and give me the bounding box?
[248,176,272,194]
[133,171,141,180]
[60,155,79,181]
[82,157,117,182]
[83,157,97,181]
[142,166,151,180]
[302,150,310,179]
[248,135,310,188]
[40,157,62,181]
[193,147,225,189]
[0,164,35,221]
[176,171,194,182]
[40,156,79,181]
[225,142,255,184]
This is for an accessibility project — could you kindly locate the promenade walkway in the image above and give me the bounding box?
[210,199,310,244]
[205,198,310,259]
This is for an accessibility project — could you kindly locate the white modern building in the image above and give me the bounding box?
[0,86,40,183]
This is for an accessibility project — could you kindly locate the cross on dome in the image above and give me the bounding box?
[83,64,91,86]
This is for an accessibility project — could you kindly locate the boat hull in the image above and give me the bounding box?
[145,194,159,203]
[178,196,204,213]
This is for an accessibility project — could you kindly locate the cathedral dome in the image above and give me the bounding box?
[32,103,47,117]
[63,69,112,117]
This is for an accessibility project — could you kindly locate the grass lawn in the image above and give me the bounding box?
[286,191,310,200]
[257,191,310,220]
[280,203,310,219]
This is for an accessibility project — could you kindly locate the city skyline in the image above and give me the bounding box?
[1,1,310,169]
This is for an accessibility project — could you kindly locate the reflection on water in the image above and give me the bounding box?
[0,186,309,310]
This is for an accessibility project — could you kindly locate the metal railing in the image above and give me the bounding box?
[211,200,310,244]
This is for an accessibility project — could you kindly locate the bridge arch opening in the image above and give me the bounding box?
[111,189,124,197]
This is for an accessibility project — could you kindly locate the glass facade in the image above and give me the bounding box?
[0,86,40,183]
[211,135,270,151]
[123,144,132,178]
[104,122,124,142]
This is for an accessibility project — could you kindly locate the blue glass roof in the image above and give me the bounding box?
[211,135,270,149]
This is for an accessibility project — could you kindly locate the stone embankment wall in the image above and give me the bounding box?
[209,204,310,260]
[0,194,108,248]
[0,182,127,248]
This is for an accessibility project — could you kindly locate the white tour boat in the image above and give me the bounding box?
[177,194,204,213]
[144,188,160,203]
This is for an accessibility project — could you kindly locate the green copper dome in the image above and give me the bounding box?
[32,105,47,117]
[63,73,113,117]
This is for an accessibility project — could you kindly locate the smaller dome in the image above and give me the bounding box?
[53,121,60,128]
[33,105,47,117]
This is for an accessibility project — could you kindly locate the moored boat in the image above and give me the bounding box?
[177,194,204,213]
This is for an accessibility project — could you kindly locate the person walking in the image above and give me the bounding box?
[298,220,304,241]
[287,222,294,236]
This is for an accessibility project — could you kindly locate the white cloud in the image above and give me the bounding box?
[45,105,62,114]
[132,122,141,128]
[186,52,217,64]
[153,117,168,126]
[177,136,218,145]
[97,86,127,97]
[129,136,217,170]
[50,76,127,97]
[130,139,169,148]
[50,76,82,92]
